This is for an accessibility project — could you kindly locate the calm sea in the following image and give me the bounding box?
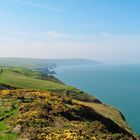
[55,64,140,134]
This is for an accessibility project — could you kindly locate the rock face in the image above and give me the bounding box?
[0,90,137,140]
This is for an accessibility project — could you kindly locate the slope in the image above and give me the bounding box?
[0,90,137,140]
[0,66,98,103]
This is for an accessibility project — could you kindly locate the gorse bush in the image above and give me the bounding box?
[0,90,136,140]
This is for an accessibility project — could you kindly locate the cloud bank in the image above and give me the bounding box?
[0,31,140,64]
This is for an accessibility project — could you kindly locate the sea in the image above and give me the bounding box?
[55,64,140,135]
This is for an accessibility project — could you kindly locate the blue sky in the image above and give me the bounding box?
[0,0,140,63]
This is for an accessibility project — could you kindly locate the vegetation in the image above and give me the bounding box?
[0,66,98,102]
[0,97,19,140]
[0,90,137,140]
[0,66,138,139]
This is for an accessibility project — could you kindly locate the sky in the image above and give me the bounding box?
[0,0,140,64]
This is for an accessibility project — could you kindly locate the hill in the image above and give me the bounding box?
[0,66,99,103]
[0,57,101,68]
[0,66,138,139]
[0,90,137,140]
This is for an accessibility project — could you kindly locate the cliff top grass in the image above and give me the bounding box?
[0,66,68,90]
[0,66,97,102]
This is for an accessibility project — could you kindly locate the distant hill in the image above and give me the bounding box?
[0,57,102,68]
[42,58,102,66]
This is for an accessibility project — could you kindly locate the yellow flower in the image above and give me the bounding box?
[91,136,97,140]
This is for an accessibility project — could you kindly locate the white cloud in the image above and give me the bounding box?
[10,0,90,19]
[46,31,68,38]
[11,0,64,12]
[3,31,95,42]
[35,31,95,41]
[100,32,114,37]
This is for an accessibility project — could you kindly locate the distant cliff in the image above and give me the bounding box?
[0,57,101,67]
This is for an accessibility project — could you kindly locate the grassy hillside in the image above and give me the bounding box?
[75,100,132,134]
[0,66,98,103]
[0,67,68,90]
[0,66,138,139]
[0,90,137,140]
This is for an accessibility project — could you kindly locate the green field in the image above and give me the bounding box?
[0,67,72,90]
[0,99,19,140]
[0,66,96,102]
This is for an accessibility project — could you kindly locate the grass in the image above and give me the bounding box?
[0,66,96,102]
[0,122,18,140]
[0,67,74,90]
[0,99,19,140]
[74,100,132,134]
